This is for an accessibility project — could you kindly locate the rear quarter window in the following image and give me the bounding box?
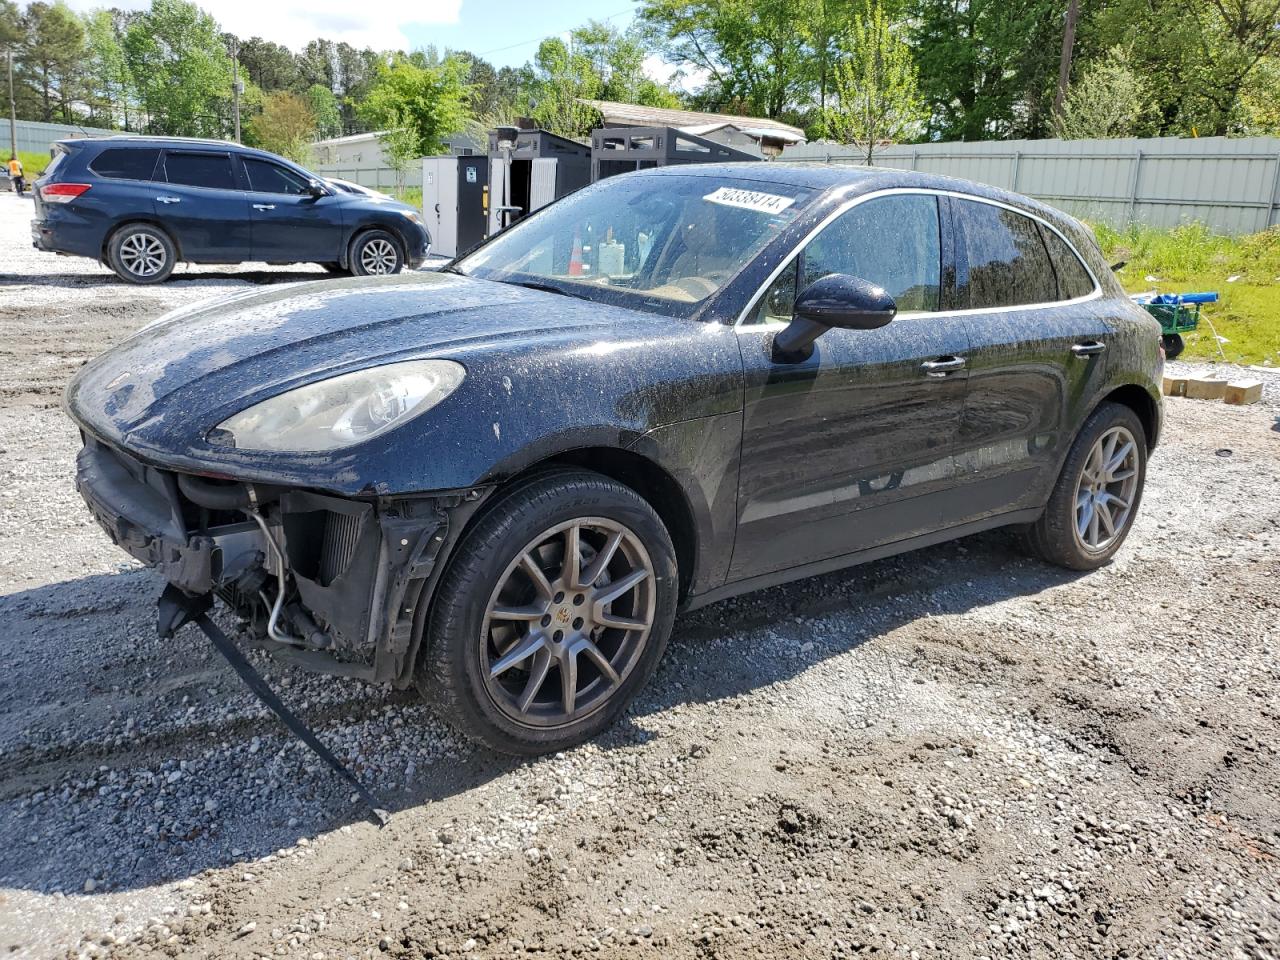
[1037,224,1097,300]
[89,148,160,181]
[953,199,1057,309]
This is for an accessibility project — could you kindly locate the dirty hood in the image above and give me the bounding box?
[64,271,743,493]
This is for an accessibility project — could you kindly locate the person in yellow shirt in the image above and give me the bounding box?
[7,155,25,196]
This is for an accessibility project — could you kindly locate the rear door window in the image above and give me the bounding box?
[953,199,1057,308]
[89,148,159,181]
[163,151,236,190]
[1037,224,1097,300]
[243,158,310,195]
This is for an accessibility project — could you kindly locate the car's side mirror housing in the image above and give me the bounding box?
[307,179,328,198]
[772,274,897,362]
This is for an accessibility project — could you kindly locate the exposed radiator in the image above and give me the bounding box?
[320,510,364,584]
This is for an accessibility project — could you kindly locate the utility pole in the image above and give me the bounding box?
[1052,0,1081,124]
[6,48,16,161]
[229,39,242,143]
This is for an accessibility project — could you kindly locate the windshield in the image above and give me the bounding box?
[456,173,814,317]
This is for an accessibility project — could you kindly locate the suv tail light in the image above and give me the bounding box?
[41,182,92,204]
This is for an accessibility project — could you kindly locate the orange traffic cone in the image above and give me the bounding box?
[568,227,584,276]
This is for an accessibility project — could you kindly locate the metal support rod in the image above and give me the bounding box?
[229,39,241,143]
[6,49,16,161]
[1126,150,1143,223]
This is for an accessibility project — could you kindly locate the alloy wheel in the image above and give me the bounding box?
[359,238,398,274]
[479,517,656,728]
[1074,425,1139,552]
[119,233,166,277]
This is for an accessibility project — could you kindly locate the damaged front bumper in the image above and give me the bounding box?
[74,435,482,686]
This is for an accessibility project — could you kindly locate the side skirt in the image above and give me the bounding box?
[682,507,1044,612]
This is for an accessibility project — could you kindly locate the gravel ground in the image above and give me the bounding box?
[1,190,1279,960]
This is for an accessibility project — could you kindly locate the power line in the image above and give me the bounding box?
[473,8,634,58]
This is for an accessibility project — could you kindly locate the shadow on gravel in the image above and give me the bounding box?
[0,528,1085,895]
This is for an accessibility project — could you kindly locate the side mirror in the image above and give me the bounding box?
[772,274,896,362]
[307,178,328,198]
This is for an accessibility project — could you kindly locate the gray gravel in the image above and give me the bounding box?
[1,191,1278,959]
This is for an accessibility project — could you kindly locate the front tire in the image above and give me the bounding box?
[1162,333,1185,359]
[107,224,176,284]
[1023,401,1147,570]
[419,470,678,756]
[349,230,404,276]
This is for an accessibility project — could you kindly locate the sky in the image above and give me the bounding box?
[58,0,652,71]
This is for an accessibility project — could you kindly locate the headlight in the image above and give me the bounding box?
[214,360,465,452]
[397,209,424,224]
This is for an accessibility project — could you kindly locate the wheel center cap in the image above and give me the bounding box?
[553,606,572,626]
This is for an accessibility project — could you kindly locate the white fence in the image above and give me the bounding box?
[311,160,422,191]
[781,136,1280,235]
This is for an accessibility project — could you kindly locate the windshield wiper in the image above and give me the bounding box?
[503,278,576,297]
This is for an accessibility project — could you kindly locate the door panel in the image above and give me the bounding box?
[729,192,968,582]
[157,150,251,262]
[732,317,970,580]
[241,158,344,262]
[948,197,1112,518]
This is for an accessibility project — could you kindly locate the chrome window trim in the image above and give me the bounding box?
[734,186,1103,331]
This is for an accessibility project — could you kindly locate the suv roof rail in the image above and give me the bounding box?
[62,134,239,148]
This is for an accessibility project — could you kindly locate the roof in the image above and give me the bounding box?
[579,100,805,140]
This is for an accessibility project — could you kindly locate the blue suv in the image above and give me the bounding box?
[31,136,431,284]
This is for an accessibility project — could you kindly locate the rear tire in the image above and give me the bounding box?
[349,230,404,276]
[1023,401,1147,570]
[106,224,176,284]
[418,469,678,756]
[1162,333,1185,359]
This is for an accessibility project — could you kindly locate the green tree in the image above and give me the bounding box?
[0,0,21,47]
[358,53,469,185]
[1085,0,1280,135]
[16,1,85,122]
[82,9,133,128]
[246,90,315,161]
[572,21,681,107]
[1054,45,1155,138]
[233,36,299,92]
[526,36,603,136]
[638,0,819,119]
[1237,55,1280,133]
[823,2,925,162]
[907,0,1061,140]
[123,0,233,136]
[306,83,341,139]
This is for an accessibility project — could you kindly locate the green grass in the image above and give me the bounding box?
[14,151,52,176]
[390,186,422,209]
[1092,221,1280,366]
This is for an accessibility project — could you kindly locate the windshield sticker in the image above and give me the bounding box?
[703,186,796,215]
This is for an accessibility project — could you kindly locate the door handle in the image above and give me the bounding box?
[1071,341,1106,357]
[920,356,966,378]
[253,203,276,211]
[156,196,181,204]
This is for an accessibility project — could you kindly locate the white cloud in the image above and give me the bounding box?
[60,0,462,52]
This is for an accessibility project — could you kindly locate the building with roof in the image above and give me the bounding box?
[578,99,806,157]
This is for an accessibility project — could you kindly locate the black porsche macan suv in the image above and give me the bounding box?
[66,164,1163,755]
[31,136,430,283]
